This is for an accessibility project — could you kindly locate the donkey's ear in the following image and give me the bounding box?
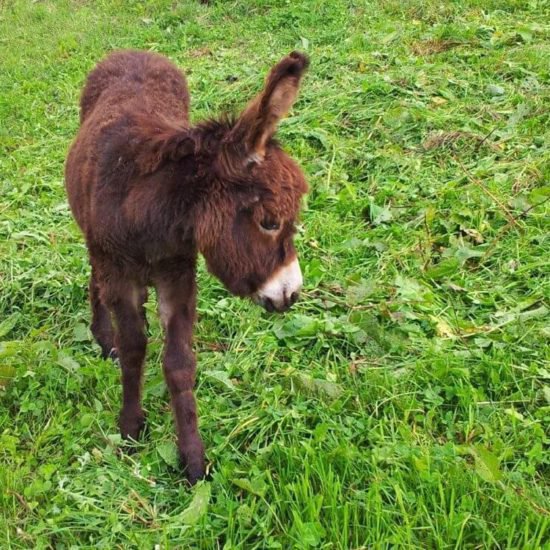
[132,115,195,175]
[229,51,309,162]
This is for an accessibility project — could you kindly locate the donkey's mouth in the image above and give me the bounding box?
[253,292,299,313]
[252,258,302,313]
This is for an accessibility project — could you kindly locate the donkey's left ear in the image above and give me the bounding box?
[131,114,196,175]
[229,51,309,162]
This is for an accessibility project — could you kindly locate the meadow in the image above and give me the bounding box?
[0,0,549,547]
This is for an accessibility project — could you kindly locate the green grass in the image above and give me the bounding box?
[1,0,549,547]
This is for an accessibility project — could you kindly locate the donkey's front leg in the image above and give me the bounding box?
[156,273,205,484]
[106,281,148,441]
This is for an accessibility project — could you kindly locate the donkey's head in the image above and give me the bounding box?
[195,52,309,312]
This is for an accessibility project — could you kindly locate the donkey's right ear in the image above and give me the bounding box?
[227,51,309,162]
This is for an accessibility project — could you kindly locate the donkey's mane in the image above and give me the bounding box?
[129,112,279,179]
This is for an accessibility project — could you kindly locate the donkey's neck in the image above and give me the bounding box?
[134,148,216,252]
[126,115,229,251]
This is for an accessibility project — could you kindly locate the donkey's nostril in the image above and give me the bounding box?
[289,291,299,305]
[263,297,276,312]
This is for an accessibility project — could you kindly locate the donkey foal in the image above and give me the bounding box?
[65,50,309,483]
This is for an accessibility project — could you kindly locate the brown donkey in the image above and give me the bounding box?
[65,50,309,483]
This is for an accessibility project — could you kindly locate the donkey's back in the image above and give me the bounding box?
[79,50,190,124]
[67,50,191,235]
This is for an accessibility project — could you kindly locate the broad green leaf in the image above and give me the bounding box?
[204,370,235,391]
[505,408,524,421]
[147,380,167,398]
[273,315,320,339]
[80,413,95,428]
[73,323,90,342]
[507,103,530,126]
[455,246,484,266]
[231,477,267,497]
[57,354,79,371]
[367,201,393,226]
[346,280,376,305]
[528,185,550,205]
[518,306,548,322]
[181,482,211,525]
[494,305,548,326]
[295,373,343,400]
[486,84,504,96]
[297,521,326,547]
[106,433,122,446]
[469,445,502,483]
[0,341,23,358]
[425,258,460,280]
[0,314,19,339]
[302,129,330,149]
[380,31,399,44]
[517,28,533,43]
[157,442,179,468]
[395,275,430,302]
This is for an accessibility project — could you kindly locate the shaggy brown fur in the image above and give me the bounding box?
[65,49,309,483]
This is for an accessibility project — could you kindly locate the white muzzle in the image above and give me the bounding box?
[254,257,303,312]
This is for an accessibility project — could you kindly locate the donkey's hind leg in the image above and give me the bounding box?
[107,279,149,441]
[89,268,116,360]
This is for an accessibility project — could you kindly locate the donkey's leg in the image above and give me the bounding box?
[89,268,116,360]
[104,280,148,441]
[156,272,205,484]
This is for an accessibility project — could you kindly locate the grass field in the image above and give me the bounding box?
[1,0,549,547]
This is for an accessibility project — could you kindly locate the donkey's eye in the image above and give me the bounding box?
[260,219,281,232]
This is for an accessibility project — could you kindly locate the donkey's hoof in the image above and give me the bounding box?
[180,443,206,485]
[184,461,207,486]
[119,412,146,444]
[103,346,118,362]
